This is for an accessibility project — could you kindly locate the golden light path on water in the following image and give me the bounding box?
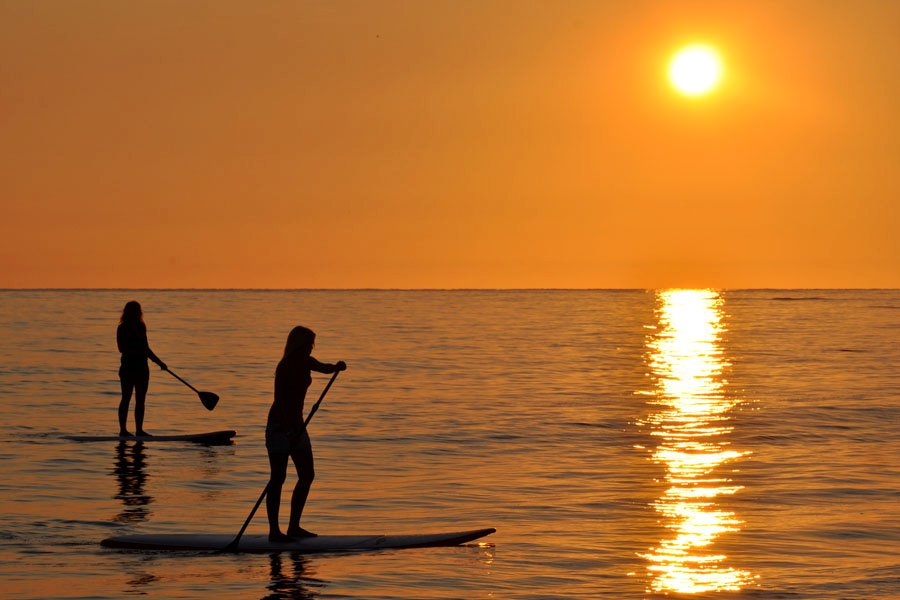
[638,290,754,593]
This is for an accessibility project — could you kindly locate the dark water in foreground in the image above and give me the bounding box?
[0,289,897,599]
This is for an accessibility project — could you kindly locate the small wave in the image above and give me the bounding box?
[566,421,616,429]
[487,433,526,440]
[770,297,826,301]
[47,518,122,529]
[808,527,899,540]
[745,433,791,442]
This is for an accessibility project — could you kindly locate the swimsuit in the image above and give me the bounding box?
[265,426,311,455]
[118,324,153,386]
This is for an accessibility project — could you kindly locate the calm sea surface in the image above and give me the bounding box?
[0,290,897,599]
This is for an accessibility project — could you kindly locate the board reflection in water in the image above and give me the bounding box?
[638,289,754,593]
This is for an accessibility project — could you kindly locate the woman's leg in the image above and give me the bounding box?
[133,371,149,436]
[118,370,134,436]
[287,431,316,537]
[266,450,292,542]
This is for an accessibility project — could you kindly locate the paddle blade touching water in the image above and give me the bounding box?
[198,391,219,411]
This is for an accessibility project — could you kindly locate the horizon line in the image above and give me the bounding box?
[1,287,897,292]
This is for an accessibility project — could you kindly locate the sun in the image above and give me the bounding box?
[669,45,722,96]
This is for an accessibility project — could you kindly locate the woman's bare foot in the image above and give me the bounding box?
[286,526,317,538]
[268,531,294,543]
[136,430,151,437]
[119,430,133,437]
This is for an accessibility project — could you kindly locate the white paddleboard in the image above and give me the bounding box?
[62,430,236,443]
[101,528,496,553]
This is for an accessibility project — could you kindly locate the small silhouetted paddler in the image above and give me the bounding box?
[117,301,166,437]
[266,326,346,542]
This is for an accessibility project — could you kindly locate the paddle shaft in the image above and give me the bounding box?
[222,370,341,552]
[305,370,340,427]
[223,486,267,552]
[164,367,220,410]
[165,368,200,394]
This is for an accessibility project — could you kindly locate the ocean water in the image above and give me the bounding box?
[0,289,897,599]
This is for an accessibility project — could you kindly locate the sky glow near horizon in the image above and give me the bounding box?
[1,1,898,288]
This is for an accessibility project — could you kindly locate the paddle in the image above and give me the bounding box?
[303,369,340,428]
[164,367,220,411]
[220,370,341,553]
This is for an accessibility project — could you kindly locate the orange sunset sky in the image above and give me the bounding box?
[1,1,898,288]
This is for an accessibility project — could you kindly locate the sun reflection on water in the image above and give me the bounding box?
[639,289,753,593]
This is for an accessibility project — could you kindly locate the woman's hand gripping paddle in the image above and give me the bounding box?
[164,367,220,411]
[220,370,341,553]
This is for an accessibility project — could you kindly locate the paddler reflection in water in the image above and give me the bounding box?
[266,326,346,542]
[117,301,166,437]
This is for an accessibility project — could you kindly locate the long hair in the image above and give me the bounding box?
[277,326,315,370]
[120,301,146,329]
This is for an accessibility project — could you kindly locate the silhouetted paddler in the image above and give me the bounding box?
[117,301,166,436]
[265,325,346,542]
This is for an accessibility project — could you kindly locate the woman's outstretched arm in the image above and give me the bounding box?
[309,357,347,373]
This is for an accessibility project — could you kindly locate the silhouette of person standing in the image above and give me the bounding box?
[117,301,166,437]
[266,326,346,542]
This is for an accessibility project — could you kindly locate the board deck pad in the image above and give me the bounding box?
[62,430,236,443]
[101,528,496,553]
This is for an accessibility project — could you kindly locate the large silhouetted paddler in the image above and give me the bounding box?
[116,301,167,437]
[265,326,346,542]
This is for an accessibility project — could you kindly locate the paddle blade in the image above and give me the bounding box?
[199,391,219,411]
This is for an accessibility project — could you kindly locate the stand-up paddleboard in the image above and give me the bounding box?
[62,430,236,443]
[101,528,496,553]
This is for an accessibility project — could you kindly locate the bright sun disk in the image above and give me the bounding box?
[669,45,722,96]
